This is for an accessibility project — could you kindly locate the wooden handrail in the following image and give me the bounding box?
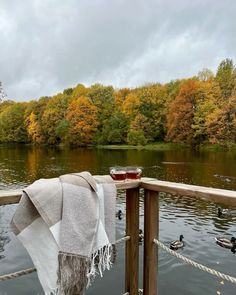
[0,178,141,205]
[140,179,236,205]
[1,177,236,206]
[1,177,236,295]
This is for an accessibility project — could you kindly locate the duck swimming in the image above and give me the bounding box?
[217,207,232,218]
[170,235,184,250]
[231,244,236,254]
[139,229,144,243]
[116,209,123,220]
[215,236,236,249]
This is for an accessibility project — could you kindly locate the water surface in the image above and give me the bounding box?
[0,145,236,295]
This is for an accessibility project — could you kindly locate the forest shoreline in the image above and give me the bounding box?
[1,142,236,152]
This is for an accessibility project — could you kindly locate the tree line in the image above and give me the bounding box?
[0,58,235,147]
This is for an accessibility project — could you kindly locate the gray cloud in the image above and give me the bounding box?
[0,0,235,101]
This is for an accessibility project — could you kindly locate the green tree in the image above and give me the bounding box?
[72,84,88,99]
[137,84,168,142]
[192,80,221,144]
[127,130,147,145]
[0,103,28,142]
[215,59,236,99]
[87,84,115,141]
[98,112,129,144]
[41,94,72,144]
[206,95,236,144]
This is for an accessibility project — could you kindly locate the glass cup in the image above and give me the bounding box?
[126,166,142,180]
[109,166,127,181]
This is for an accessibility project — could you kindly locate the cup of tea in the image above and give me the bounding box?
[126,166,142,179]
[110,166,127,181]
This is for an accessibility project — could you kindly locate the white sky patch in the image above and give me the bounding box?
[0,0,236,101]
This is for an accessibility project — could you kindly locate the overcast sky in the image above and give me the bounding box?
[0,0,235,101]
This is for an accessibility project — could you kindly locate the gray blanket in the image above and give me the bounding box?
[11,172,116,295]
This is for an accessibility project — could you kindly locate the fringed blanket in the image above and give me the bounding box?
[11,172,116,295]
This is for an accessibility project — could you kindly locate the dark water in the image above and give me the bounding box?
[0,144,236,295]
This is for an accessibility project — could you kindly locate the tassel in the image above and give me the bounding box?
[57,252,89,295]
[58,245,115,294]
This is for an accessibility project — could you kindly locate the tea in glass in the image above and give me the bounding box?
[110,167,127,181]
[126,166,142,179]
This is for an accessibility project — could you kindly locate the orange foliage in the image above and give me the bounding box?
[26,112,44,143]
[66,96,98,145]
[166,80,199,142]
[122,93,140,118]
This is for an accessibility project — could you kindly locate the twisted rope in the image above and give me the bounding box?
[123,289,143,295]
[0,267,36,281]
[154,238,236,284]
[115,235,130,245]
[0,236,131,282]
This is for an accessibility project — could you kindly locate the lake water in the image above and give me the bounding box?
[0,144,236,295]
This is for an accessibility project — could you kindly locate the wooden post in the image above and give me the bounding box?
[125,187,140,295]
[143,189,159,295]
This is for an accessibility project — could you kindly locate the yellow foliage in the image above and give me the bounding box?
[66,96,98,145]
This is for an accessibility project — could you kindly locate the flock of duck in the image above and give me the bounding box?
[170,207,236,253]
[116,207,236,253]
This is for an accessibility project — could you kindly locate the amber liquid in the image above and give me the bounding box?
[110,171,127,181]
[126,171,141,179]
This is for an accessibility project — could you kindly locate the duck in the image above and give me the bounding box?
[139,229,144,243]
[217,207,232,218]
[170,235,184,250]
[116,209,123,220]
[215,236,236,249]
[231,244,236,254]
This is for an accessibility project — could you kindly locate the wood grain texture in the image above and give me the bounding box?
[141,179,236,205]
[143,189,158,295]
[125,187,140,295]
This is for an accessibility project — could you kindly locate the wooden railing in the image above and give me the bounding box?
[1,177,236,295]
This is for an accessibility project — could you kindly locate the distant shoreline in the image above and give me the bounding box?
[1,142,236,151]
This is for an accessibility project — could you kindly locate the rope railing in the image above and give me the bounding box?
[154,238,236,285]
[123,289,143,295]
[0,235,131,282]
[0,267,36,282]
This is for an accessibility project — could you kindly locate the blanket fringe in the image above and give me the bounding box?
[58,244,116,294]
[47,288,59,295]
[58,252,89,295]
[86,244,113,287]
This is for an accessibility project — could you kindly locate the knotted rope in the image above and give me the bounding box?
[154,238,236,284]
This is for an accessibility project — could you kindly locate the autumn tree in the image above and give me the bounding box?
[127,113,149,145]
[87,84,115,142]
[72,84,88,99]
[137,84,168,142]
[215,58,236,100]
[0,103,28,142]
[166,79,199,143]
[24,97,49,143]
[192,80,221,144]
[114,88,131,111]
[122,93,140,119]
[41,94,72,144]
[97,112,129,144]
[26,112,44,143]
[206,95,236,144]
[66,96,98,145]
